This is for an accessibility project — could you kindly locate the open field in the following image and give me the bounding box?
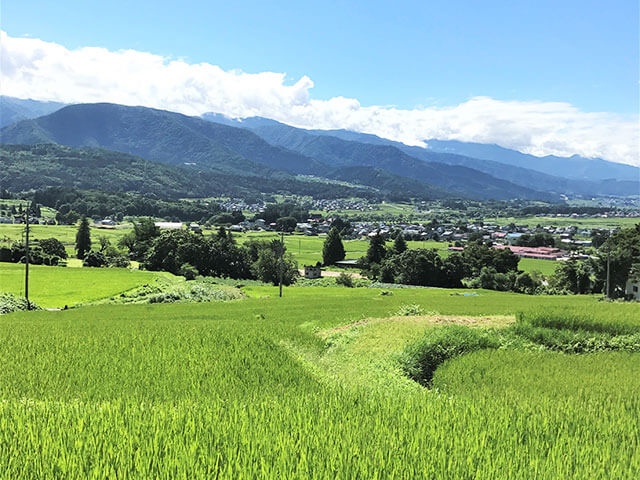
[485,215,640,229]
[0,288,638,478]
[0,224,133,257]
[0,262,168,308]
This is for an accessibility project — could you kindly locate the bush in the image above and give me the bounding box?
[39,238,68,259]
[83,251,107,268]
[179,263,199,280]
[0,293,40,314]
[399,325,500,386]
[395,304,425,316]
[336,272,354,288]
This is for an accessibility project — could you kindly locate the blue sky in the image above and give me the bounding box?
[1,0,638,165]
[3,0,638,113]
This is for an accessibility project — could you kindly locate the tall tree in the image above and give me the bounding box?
[366,232,387,265]
[75,216,92,259]
[322,227,346,265]
[392,233,408,254]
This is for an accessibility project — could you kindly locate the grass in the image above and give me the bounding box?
[0,289,638,477]
[0,261,169,308]
[0,224,134,257]
[0,286,639,477]
[485,215,640,229]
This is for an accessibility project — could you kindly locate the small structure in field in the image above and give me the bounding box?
[304,265,322,279]
[626,277,640,300]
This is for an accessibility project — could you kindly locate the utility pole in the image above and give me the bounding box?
[24,208,30,310]
[606,252,611,300]
[279,230,284,298]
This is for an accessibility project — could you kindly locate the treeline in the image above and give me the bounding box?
[355,233,530,291]
[34,187,225,223]
[520,205,612,216]
[121,219,298,285]
[545,225,640,298]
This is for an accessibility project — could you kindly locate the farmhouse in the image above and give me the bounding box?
[493,245,566,260]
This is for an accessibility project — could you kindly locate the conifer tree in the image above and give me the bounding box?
[393,233,408,254]
[322,227,346,265]
[75,216,92,259]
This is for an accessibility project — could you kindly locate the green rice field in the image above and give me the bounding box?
[0,285,638,478]
[0,262,167,308]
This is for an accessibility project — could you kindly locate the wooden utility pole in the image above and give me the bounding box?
[279,230,284,298]
[606,253,611,300]
[24,209,30,310]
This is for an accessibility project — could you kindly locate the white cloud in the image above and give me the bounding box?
[1,31,638,166]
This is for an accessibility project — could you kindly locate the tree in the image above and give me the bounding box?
[393,249,443,287]
[322,227,346,265]
[39,237,67,259]
[120,217,160,261]
[581,225,640,298]
[251,247,298,285]
[331,217,353,236]
[366,232,387,265]
[549,259,592,294]
[98,236,111,252]
[75,216,91,259]
[276,216,297,233]
[392,233,408,255]
[104,246,131,268]
[83,250,107,267]
[514,272,540,294]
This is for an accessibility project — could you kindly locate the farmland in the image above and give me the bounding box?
[0,224,559,275]
[1,285,639,478]
[0,262,167,308]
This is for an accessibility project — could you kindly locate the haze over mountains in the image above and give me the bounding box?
[0,96,637,201]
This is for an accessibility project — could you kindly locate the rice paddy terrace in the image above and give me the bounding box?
[1,284,639,478]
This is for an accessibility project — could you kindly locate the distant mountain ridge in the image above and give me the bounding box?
[424,139,639,183]
[0,102,554,201]
[203,114,554,201]
[305,128,639,196]
[0,96,67,128]
[1,98,634,201]
[213,115,638,196]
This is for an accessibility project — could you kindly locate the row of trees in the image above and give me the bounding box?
[115,219,298,285]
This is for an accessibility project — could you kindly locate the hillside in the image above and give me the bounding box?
[0,144,375,199]
[207,116,555,201]
[0,103,324,177]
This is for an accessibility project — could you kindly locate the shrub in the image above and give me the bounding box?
[83,251,107,268]
[179,263,199,280]
[395,304,425,316]
[336,272,354,288]
[0,293,40,314]
[399,325,500,386]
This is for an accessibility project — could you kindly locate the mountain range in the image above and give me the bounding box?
[213,115,638,197]
[0,96,637,201]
